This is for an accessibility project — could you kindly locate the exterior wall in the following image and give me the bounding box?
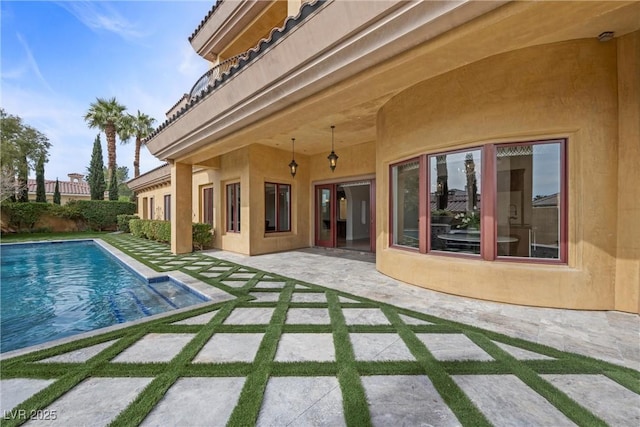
[308,141,376,184]
[615,31,640,313]
[135,184,170,220]
[377,39,631,311]
[216,146,251,254]
[248,144,310,255]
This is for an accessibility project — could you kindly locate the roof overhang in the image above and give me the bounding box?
[127,164,171,192]
[190,0,273,61]
[146,0,640,166]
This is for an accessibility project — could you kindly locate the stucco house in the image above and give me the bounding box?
[132,0,640,313]
[27,173,92,205]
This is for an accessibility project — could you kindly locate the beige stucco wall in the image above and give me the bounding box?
[308,141,376,183]
[247,144,310,255]
[136,184,171,220]
[377,38,634,311]
[615,31,640,313]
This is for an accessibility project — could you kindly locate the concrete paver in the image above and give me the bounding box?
[140,377,245,427]
[350,333,415,361]
[193,333,263,363]
[416,333,494,361]
[0,379,55,414]
[453,375,575,426]
[362,375,460,427]
[257,377,344,427]
[274,333,335,362]
[111,333,195,363]
[36,340,118,364]
[542,374,640,426]
[25,378,152,427]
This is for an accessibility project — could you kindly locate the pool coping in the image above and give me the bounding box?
[0,239,236,360]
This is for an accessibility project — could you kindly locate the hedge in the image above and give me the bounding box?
[117,214,140,233]
[68,200,136,231]
[129,219,213,251]
[0,200,135,232]
[1,202,82,232]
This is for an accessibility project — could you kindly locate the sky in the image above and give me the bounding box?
[1,1,213,182]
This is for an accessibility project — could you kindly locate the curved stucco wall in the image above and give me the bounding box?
[376,39,621,310]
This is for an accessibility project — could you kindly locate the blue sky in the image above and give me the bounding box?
[1,1,213,181]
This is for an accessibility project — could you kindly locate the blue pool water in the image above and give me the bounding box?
[0,241,208,353]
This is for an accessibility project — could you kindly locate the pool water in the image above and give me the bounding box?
[0,241,208,353]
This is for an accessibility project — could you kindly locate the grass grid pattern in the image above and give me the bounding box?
[1,234,638,427]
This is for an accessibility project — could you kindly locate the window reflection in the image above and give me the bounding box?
[392,160,419,248]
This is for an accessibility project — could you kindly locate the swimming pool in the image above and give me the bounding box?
[0,240,208,353]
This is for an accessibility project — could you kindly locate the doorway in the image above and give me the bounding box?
[315,180,374,252]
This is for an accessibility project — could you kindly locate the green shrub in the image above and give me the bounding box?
[130,218,144,238]
[70,200,136,231]
[127,219,214,251]
[1,202,50,231]
[117,214,139,233]
[192,222,214,250]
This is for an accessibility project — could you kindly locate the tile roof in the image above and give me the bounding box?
[27,179,91,196]
[188,0,225,42]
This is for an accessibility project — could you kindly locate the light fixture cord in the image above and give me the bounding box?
[331,125,335,151]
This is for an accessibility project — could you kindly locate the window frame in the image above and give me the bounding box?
[390,139,567,264]
[264,182,291,233]
[163,194,171,221]
[226,182,241,233]
[389,157,424,252]
[201,186,214,226]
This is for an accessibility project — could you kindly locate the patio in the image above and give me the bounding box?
[1,234,638,426]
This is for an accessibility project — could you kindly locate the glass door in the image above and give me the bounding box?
[315,185,334,247]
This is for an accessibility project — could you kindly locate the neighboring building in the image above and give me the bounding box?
[134,0,639,313]
[27,173,91,205]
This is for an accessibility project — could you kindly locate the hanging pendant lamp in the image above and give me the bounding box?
[289,137,298,177]
[327,125,338,172]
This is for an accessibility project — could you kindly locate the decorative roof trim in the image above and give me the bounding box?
[145,0,325,145]
[189,0,226,43]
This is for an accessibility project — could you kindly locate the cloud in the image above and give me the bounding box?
[56,1,147,41]
[14,33,55,94]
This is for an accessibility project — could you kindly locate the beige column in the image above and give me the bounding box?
[171,161,193,254]
[615,31,640,314]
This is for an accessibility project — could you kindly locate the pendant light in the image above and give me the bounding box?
[327,125,338,172]
[289,137,298,177]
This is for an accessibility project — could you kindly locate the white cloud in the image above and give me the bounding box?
[56,1,148,41]
[12,33,56,93]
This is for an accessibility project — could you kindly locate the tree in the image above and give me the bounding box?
[0,109,51,202]
[84,97,127,184]
[53,179,61,205]
[35,153,46,202]
[119,111,156,178]
[87,134,106,200]
[103,165,132,200]
[108,168,119,200]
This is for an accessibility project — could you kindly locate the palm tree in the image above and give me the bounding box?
[119,111,156,178]
[84,97,127,182]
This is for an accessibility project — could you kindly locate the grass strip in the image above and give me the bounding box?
[382,307,492,427]
[327,291,372,427]
[225,283,294,426]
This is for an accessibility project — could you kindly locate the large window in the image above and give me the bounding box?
[391,139,566,263]
[265,183,290,232]
[226,183,241,233]
[149,197,155,220]
[495,142,562,259]
[429,149,482,255]
[391,159,420,248]
[164,195,171,221]
[202,187,213,226]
